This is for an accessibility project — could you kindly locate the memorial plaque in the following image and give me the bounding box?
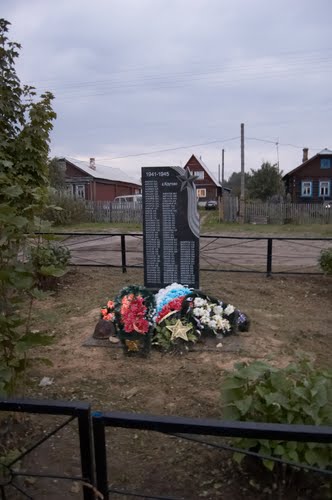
[142,166,199,289]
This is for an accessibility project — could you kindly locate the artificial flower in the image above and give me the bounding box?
[224,304,235,316]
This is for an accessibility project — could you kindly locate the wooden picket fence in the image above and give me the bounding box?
[244,201,332,224]
[84,201,142,223]
[84,199,331,225]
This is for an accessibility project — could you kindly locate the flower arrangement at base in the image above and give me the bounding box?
[100,300,115,322]
[114,285,156,357]
[181,290,250,338]
[153,316,199,354]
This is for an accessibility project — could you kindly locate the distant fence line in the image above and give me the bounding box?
[243,201,332,225]
[83,199,332,225]
[221,196,332,224]
[84,200,142,223]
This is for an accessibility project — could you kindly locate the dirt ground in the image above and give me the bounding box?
[3,268,332,499]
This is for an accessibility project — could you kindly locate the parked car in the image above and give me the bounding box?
[113,195,142,207]
[205,200,218,210]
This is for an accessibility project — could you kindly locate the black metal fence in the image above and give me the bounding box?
[36,232,332,276]
[0,399,95,500]
[1,398,332,499]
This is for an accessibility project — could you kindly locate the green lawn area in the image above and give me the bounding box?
[51,213,332,237]
[201,211,332,236]
[50,221,142,233]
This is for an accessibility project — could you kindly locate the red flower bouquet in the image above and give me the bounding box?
[114,285,156,356]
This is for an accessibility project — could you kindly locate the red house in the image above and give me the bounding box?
[61,157,141,201]
[184,154,223,202]
[283,148,332,203]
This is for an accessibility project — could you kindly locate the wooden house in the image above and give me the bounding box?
[184,154,225,202]
[61,157,141,201]
[283,148,332,203]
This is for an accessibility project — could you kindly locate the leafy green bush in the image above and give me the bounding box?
[0,19,55,396]
[319,248,332,275]
[30,242,71,289]
[43,191,88,225]
[220,358,332,471]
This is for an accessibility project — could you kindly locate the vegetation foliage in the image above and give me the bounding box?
[0,19,56,395]
[42,191,88,225]
[220,358,332,471]
[319,248,332,275]
[48,157,66,191]
[30,242,71,290]
[225,162,285,201]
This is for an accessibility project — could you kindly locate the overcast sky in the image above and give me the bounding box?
[3,0,332,181]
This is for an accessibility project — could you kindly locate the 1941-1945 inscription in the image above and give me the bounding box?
[142,166,199,289]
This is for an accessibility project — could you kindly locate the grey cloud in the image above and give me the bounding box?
[2,0,332,179]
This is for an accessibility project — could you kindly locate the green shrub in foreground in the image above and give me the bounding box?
[319,248,332,275]
[220,358,332,470]
[30,242,71,289]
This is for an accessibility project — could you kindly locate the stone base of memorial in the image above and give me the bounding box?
[118,331,152,357]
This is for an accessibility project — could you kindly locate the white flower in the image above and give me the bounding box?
[213,305,223,315]
[220,318,231,331]
[200,315,210,325]
[208,320,217,329]
[194,297,207,307]
[224,304,235,316]
[193,307,204,317]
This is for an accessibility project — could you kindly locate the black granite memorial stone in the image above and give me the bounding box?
[142,166,199,289]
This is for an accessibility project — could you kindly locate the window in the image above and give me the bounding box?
[320,158,331,169]
[76,184,85,199]
[319,181,330,197]
[197,188,206,198]
[194,171,204,180]
[301,181,312,197]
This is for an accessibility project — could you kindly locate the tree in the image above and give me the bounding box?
[247,162,284,201]
[224,171,252,197]
[48,157,67,190]
[0,19,56,395]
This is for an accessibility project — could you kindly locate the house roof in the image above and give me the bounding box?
[63,157,141,186]
[186,154,221,186]
[283,148,332,179]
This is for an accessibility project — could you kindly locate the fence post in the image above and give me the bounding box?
[92,414,109,500]
[267,238,273,277]
[120,234,127,273]
[77,407,96,500]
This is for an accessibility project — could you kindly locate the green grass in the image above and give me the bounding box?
[49,212,332,237]
[50,221,142,233]
[201,211,332,236]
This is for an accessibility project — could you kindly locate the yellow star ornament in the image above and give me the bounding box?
[166,319,192,342]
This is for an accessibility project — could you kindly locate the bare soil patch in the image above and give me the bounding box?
[5,268,332,499]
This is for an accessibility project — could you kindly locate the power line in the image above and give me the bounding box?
[61,134,325,166]
[95,136,240,160]
[48,59,332,102]
[26,46,332,87]
[246,137,322,151]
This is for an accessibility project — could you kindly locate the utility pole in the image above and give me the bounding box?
[219,148,225,223]
[239,123,245,223]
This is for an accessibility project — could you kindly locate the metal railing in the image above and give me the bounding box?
[1,398,332,499]
[92,410,332,499]
[35,232,332,276]
[0,399,95,500]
